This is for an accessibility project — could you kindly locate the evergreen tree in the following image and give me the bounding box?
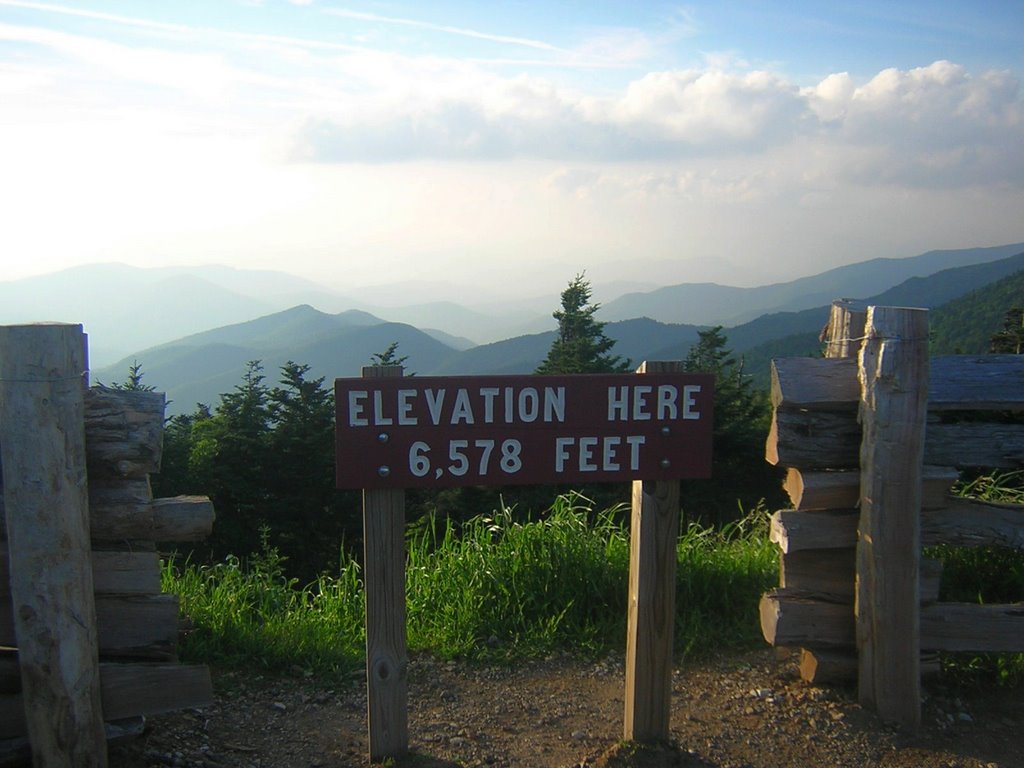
[536,273,630,374]
[189,360,273,558]
[370,341,409,367]
[266,362,345,570]
[990,307,1024,354]
[682,326,783,525]
[109,359,156,391]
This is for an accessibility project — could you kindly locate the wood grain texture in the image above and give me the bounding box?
[624,360,683,743]
[360,365,408,763]
[0,323,108,766]
[856,306,928,730]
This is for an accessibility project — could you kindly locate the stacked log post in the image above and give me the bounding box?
[1,374,216,754]
[761,302,1024,692]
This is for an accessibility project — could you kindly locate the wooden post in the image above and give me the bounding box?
[822,300,867,360]
[624,360,682,742]
[361,364,408,763]
[0,324,107,766]
[856,307,928,730]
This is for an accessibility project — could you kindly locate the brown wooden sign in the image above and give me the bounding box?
[335,373,713,489]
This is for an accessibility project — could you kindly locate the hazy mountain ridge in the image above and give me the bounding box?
[601,242,1024,326]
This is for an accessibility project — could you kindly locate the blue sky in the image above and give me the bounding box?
[2,0,1022,297]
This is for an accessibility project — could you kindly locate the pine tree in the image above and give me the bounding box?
[536,273,630,374]
[990,307,1024,354]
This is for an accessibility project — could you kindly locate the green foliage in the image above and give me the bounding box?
[165,528,363,676]
[370,341,409,367]
[682,326,784,524]
[929,269,1024,354]
[990,306,1024,354]
[536,273,631,374]
[157,360,361,580]
[165,495,778,677]
[107,359,156,392]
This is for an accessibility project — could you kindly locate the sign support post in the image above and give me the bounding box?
[361,364,409,762]
[337,363,713,761]
[624,360,683,742]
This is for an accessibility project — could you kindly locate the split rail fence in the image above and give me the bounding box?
[0,324,215,766]
[759,301,1024,729]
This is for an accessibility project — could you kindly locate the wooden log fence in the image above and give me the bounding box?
[759,302,1024,730]
[0,323,215,765]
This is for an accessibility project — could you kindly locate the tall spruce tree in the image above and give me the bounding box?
[536,273,630,374]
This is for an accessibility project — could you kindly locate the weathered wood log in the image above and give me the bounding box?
[821,299,867,361]
[771,354,1024,412]
[779,550,941,603]
[766,409,861,468]
[89,477,153,540]
[783,466,958,511]
[1,595,179,660]
[920,603,1024,652]
[0,663,212,740]
[89,482,214,542]
[922,498,1024,549]
[780,548,856,597]
[761,591,1024,654]
[769,409,1024,470]
[0,323,108,765]
[84,386,165,478]
[759,589,854,648]
[928,355,1024,411]
[797,648,940,684]
[1,551,161,599]
[924,420,1024,468]
[773,500,1024,552]
[799,648,857,684]
[152,496,216,542]
[770,510,859,553]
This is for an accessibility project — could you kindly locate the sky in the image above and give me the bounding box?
[2,0,1023,299]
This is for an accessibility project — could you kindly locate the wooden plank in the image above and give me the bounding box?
[799,648,857,684]
[759,589,854,648]
[921,498,1024,549]
[822,299,867,360]
[920,603,1024,652]
[924,421,1024,468]
[0,664,212,739]
[784,466,958,511]
[98,663,212,721]
[361,365,408,764]
[774,503,1024,551]
[89,478,153,541]
[856,306,928,730]
[770,509,859,553]
[771,357,858,410]
[0,323,108,766]
[772,354,1024,412]
[0,551,160,599]
[1,595,179,660]
[90,485,215,542]
[780,548,856,598]
[780,550,941,603]
[624,361,683,744]
[928,355,1024,410]
[766,408,861,468]
[84,387,165,479]
[762,592,1018,653]
[151,496,216,542]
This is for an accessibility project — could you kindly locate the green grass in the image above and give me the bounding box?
[930,470,1024,686]
[164,493,778,679]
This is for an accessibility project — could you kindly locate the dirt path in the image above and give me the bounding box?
[109,649,1022,768]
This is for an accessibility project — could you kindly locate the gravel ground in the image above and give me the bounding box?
[108,648,1023,768]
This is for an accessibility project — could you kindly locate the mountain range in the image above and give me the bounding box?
[2,242,1021,414]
